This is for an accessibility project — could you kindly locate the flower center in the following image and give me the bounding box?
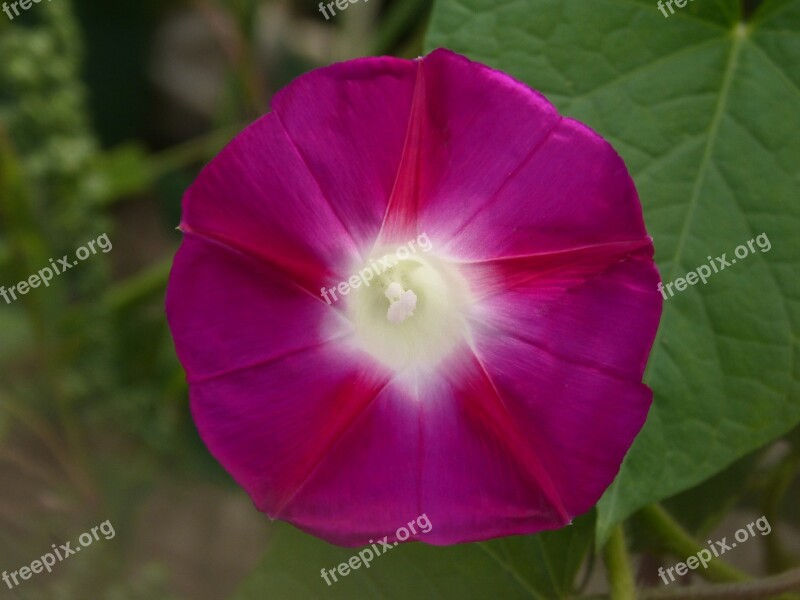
[384,281,417,323]
[346,249,471,373]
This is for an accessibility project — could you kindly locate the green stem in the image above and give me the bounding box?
[640,566,800,600]
[639,504,747,583]
[762,451,800,573]
[105,257,174,312]
[149,123,247,179]
[604,525,637,600]
[370,0,432,56]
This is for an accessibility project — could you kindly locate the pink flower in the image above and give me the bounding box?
[166,49,662,546]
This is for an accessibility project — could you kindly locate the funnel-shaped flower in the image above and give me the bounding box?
[166,49,662,546]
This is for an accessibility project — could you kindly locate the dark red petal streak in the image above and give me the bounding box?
[271,56,417,251]
[469,253,662,381]
[189,343,392,520]
[458,239,654,300]
[437,115,648,259]
[373,50,647,261]
[166,234,340,380]
[469,325,654,519]
[281,349,585,546]
[182,116,359,293]
[377,49,561,247]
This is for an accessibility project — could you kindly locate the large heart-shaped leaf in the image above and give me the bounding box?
[234,515,593,600]
[426,0,800,545]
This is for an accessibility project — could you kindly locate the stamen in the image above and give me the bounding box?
[385,282,404,302]
[387,288,417,323]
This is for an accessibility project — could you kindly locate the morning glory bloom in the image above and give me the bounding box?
[166,48,662,546]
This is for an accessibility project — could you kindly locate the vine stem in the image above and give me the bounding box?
[762,451,800,573]
[148,123,247,179]
[639,566,800,600]
[370,0,432,56]
[603,525,637,600]
[638,504,747,583]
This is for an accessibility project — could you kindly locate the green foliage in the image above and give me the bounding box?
[234,514,594,600]
[0,0,188,452]
[426,0,800,547]
[0,2,207,595]
[0,0,108,419]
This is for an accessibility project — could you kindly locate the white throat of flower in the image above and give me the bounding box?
[346,249,471,373]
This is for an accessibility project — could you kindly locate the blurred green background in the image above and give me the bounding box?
[0,0,798,598]
[0,1,430,597]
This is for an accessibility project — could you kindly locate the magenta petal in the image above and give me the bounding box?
[420,348,573,543]
[190,341,392,522]
[165,234,335,380]
[182,116,358,290]
[469,325,654,519]
[271,56,418,250]
[439,115,649,259]
[277,381,425,546]
[377,48,563,246]
[282,346,567,546]
[381,50,645,260]
[470,254,662,380]
[458,239,654,300]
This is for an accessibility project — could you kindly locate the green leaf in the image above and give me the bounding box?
[234,514,593,600]
[658,448,761,537]
[426,0,800,546]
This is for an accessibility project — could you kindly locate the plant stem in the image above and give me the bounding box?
[149,123,247,179]
[604,525,637,600]
[639,504,747,583]
[370,0,432,56]
[762,450,800,573]
[105,257,174,312]
[640,566,800,599]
